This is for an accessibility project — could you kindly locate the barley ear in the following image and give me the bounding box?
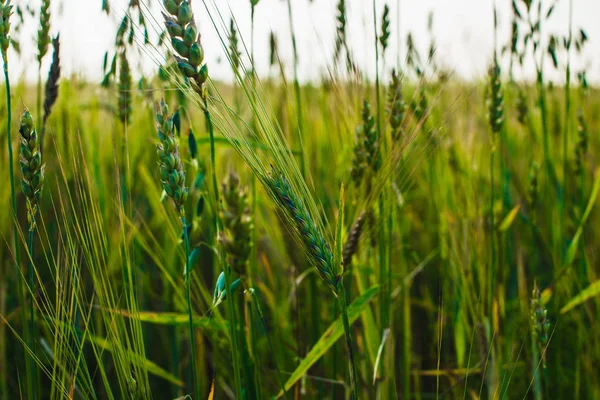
[156,99,188,215]
[219,171,253,276]
[43,35,60,127]
[19,108,45,230]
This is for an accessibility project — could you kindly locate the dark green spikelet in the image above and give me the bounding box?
[19,108,45,230]
[333,0,347,64]
[162,0,208,101]
[219,172,253,276]
[342,211,366,267]
[527,161,539,214]
[530,284,550,367]
[118,50,132,124]
[0,0,13,63]
[37,0,51,63]
[350,100,380,185]
[574,109,588,176]
[156,100,188,215]
[267,168,338,294]
[387,69,406,140]
[379,4,390,53]
[361,100,380,173]
[269,31,278,67]
[43,35,60,127]
[228,17,241,74]
[515,89,528,126]
[487,58,504,138]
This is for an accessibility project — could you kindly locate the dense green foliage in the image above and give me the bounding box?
[1,0,599,399]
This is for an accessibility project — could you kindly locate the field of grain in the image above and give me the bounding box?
[1,0,599,399]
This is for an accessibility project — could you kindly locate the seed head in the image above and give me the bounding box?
[219,172,253,276]
[531,283,550,367]
[350,100,380,186]
[156,100,188,215]
[0,1,13,62]
[43,35,60,127]
[19,108,45,230]
[527,161,539,215]
[267,168,338,294]
[37,0,51,63]
[379,4,390,53]
[342,211,366,267]
[228,18,241,74]
[387,69,406,141]
[118,50,132,124]
[487,58,504,137]
[574,109,588,176]
[162,0,208,101]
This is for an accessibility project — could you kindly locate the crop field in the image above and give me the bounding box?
[0,0,599,398]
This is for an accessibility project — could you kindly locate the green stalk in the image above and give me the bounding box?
[203,100,243,397]
[285,0,305,177]
[4,59,33,400]
[337,283,358,399]
[250,290,287,398]
[561,0,573,255]
[27,222,39,397]
[203,100,220,222]
[488,144,497,400]
[37,68,42,129]
[181,217,199,399]
[372,0,381,137]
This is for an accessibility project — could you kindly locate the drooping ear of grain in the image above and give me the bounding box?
[163,0,209,100]
[267,168,338,294]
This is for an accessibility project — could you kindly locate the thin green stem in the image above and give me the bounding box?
[4,60,33,399]
[250,290,288,399]
[181,216,199,399]
[27,226,38,400]
[285,0,305,178]
[203,100,220,226]
[203,100,243,396]
[337,283,358,399]
[561,0,573,256]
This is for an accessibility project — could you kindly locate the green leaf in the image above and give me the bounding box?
[103,309,223,330]
[563,168,600,267]
[498,205,520,232]
[561,279,600,314]
[277,285,380,397]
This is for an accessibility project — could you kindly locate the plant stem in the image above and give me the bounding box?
[285,0,305,178]
[203,100,220,227]
[4,60,33,399]
[181,216,199,399]
[561,0,573,257]
[28,223,40,396]
[337,283,358,399]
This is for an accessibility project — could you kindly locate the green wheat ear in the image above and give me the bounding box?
[162,0,209,101]
[387,69,406,141]
[155,99,188,215]
[118,50,132,125]
[19,108,45,230]
[0,0,13,63]
[219,171,253,277]
[37,0,51,63]
[487,58,504,139]
[267,167,339,294]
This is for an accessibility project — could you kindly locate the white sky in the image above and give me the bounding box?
[8,0,600,84]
